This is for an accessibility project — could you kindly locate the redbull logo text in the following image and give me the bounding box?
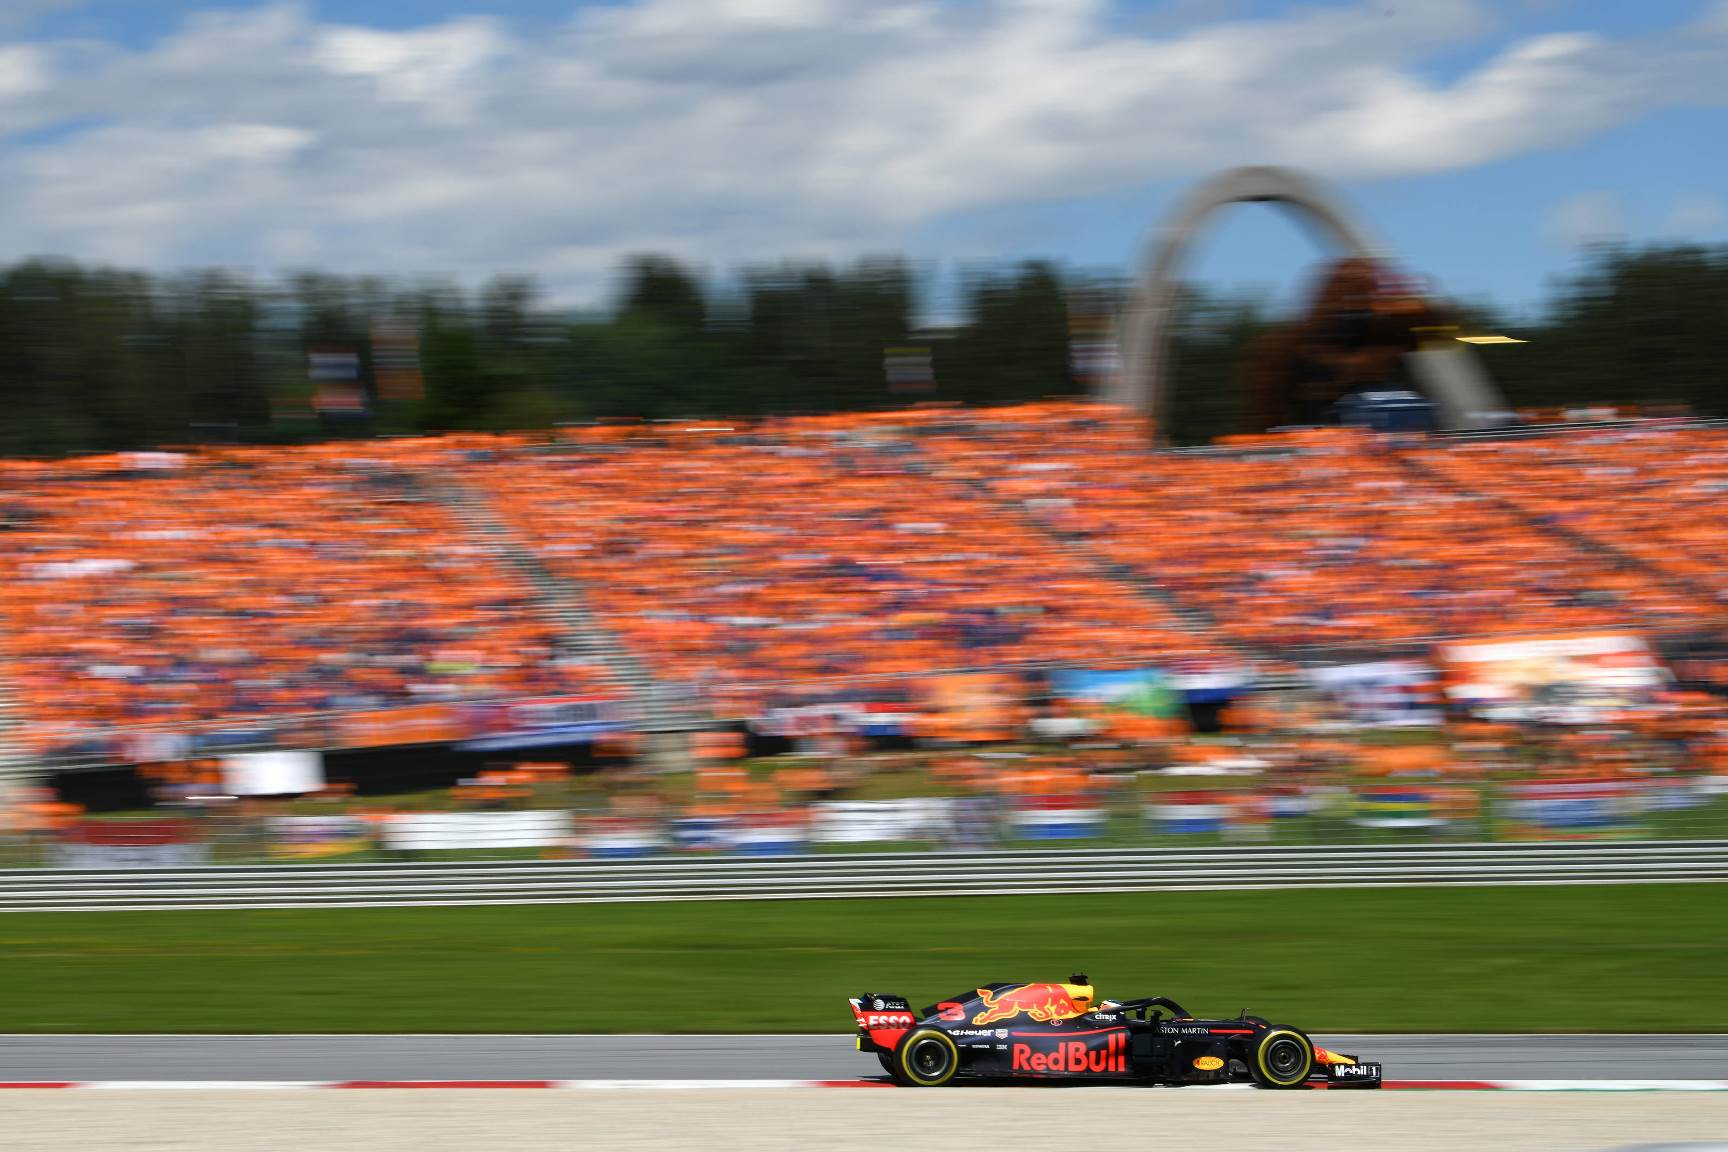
[973,983,1091,1026]
[1010,1031,1128,1075]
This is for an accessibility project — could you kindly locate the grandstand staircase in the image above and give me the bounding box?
[415,474,703,735]
[899,451,1272,675]
[0,680,34,786]
[1392,450,1726,628]
[0,625,36,785]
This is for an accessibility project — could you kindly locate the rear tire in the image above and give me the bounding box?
[892,1028,961,1087]
[1249,1027,1314,1089]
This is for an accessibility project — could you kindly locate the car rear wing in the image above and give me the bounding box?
[849,994,916,1053]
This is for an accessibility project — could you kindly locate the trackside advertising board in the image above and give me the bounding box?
[1306,660,1441,727]
[1437,632,1668,722]
[1048,668,1183,717]
[456,695,629,750]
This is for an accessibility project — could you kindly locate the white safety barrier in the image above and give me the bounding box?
[0,840,1725,912]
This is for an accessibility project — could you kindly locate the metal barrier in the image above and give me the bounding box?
[1,840,1724,912]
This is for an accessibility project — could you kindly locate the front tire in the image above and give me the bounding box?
[892,1028,961,1087]
[1249,1027,1314,1089]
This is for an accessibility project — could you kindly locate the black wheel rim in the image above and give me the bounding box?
[909,1038,952,1080]
[1266,1038,1305,1078]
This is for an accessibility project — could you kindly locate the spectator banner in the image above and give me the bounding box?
[1307,660,1442,727]
[919,674,1020,742]
[1049,667,1184,718]
[194,724,299,755]
[1012,796,1106,840]
[268,815,372,859]
[809,799,954,844]
[847,703,923,738]
[883,346,934,395]
[1503,779,1637,832]
[1169,669,1251,706]
[754,704,849,739]
[1148,793,1230,834]
[755,702,923,739]
[584,816,667,859]
[1353,786,1443,829]
[123,729,195,763]
[52,820,208,869]
[1438,632,1668,722]
[334,703,469,750]
[726,812,810,856]
[457,695,628,751]
[223,750,325,797]
[1502,777,1704,833]
[42,718,330,764]
[669,816,732,852]
[1028,715,1100,739]
[309,347,367,416]
[383,811,573,852]
[1264,787,1318,818]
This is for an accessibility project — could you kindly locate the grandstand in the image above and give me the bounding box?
[2,403,1726,779]
[1408,428,1728,612]
[916,404,1710,653]
[0,443,621,766]
[462,419,1221,723]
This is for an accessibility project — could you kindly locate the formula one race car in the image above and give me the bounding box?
[849,976,1382,1088]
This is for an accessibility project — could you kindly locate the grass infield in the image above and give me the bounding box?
[0,884,1723,1033]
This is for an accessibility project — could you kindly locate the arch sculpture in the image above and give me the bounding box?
[1107,166,1505,432]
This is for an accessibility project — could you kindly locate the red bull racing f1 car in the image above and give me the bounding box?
[849,976,1382,1089]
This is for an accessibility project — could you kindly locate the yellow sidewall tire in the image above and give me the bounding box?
[896,1029,961,1087]
[1253,1028,1314,1089]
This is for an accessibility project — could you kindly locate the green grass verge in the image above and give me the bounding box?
[1,885,1724,1034]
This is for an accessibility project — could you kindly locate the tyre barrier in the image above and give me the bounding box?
[0,840,1725,912]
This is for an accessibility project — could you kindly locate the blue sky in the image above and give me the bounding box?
[0,0,1723,317]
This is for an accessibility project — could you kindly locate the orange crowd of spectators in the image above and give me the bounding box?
[0,444,612,757]
[1410,427,1728,616]
[913,403,1703,650]
[4,404,1728,759]
[465,420,1224,717]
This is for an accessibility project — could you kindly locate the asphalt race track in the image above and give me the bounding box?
[1,1033,1724,1082]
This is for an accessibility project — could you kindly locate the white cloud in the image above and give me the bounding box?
[0,43,46,101]
[1545,190,1626,249]
[313,16,506,119]
[0,0,1722,300]
[1285,33,1634,177]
